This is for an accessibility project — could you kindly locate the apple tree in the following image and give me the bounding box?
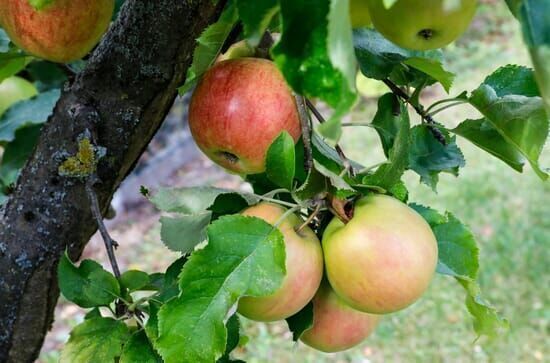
[0,0,548,362]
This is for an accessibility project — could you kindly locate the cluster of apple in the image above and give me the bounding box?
[352,0,478,50]
[189,57,438,352]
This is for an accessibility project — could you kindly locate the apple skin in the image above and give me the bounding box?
[0,0,114,63]
[300,282,380,353]
[237,202,324,322]
[0,76,37,116]
[188,58,301,175]
[366,0,477,50]
[350,0,372,28]
[322,194,438,314]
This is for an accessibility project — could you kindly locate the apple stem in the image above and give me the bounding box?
[382,78,447,145]
[296,202,322,234]
[305,99,356,177]
[274,205,303,228]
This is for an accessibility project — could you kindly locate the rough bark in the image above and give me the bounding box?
[0,0,226,361]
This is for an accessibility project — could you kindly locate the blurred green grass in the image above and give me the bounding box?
[235,2,549,362]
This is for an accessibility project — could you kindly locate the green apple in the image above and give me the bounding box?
[189,58,301,175]
[0,0,114,63]
[350,0,372,28]
[300,281,380,353]
[0,76,37,117]
[237,203,324,321]
[366,0,477,50]
[322,194,438,314]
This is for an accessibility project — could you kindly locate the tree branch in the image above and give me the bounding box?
[0,1,227,361]
[382,78,447,145]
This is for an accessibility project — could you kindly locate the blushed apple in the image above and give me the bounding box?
[300,282,380,353]
[322,194,438,314]
[237,202,324,321]
[0,0,114,63]
[188,58,301,175]
[366,0,477,50]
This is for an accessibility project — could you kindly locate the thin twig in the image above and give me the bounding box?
[382,78,447,145]
[305,99,356,177]
[85,177,121,278]
[296,202,322,234]
[295,95,313,174]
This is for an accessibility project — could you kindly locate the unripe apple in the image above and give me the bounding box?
[188,58,301,175]
[237,203,324,321]
[0,0,114,63]
[322,194,438,314]
[366,0,477,50]
[350,0,372,28]
[300,282,379,353]
[0,76,37,116]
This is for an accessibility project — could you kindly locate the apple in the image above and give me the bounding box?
[366,0,477,50]
[0,0,114,63]
[0,76,37,117]
[350,0,372,28]
[322,194,438,314]
[300,282,380,353]
[237,202,324,321]
[188,58,301,175]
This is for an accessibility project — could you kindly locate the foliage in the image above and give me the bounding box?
[0,0,548,362]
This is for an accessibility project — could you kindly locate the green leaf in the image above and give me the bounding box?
[314,161,356,198]
[272,0,356,143]
[0,29,30,83]
[408,126,465,190]
[119,270,150,292]
[120,331,162,363]
[285,302,313,341]
[469,84,548,180]
[353,28,446,86]
[217,313,242,362]
[150,186,257,214]
[58,253,120,308]
[236,0,278,45]
[0,124,41,186]
[60,318,130,363]
[363,94,410,191]
[155,215,286,363]
[518,0,550,47]
[266,131,296,189]
[178,2,238,94]
[412,205,509,338]
[403,57,455,92]
[0,89,60,142]
[160,213,212,253]
[451,118,525,172]
[311,132,363,174]
[293,168,328,203]
[482,65,540,97]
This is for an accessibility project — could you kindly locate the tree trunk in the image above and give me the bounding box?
[0,1,226,361]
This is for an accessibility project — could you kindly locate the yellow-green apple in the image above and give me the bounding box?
[366,0,477,50]
[350,0,372,28]
[0,76,37,116]
[237,202,324,321]
[322,194,438,314]
[0,0,114,63]
[300,282,380,353]
[188,58,301,175]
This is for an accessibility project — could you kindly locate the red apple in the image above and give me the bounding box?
[322,194,438,314]
[300,282,380,353]
[237,203,324,321]
[188,58,301,175]
[0,0,114,63]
